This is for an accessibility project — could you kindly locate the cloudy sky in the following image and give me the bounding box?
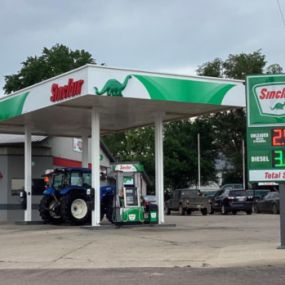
[0,0,285,94]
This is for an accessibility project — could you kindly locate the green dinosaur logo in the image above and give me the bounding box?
[94,75,132,97]
[271,102,285,110]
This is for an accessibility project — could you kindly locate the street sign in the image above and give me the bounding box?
[247,74,285,182]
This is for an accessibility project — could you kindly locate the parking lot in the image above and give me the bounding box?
[0,213,284,269]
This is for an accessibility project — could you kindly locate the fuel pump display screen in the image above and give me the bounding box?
[125,187,138,206]
[123,176,134,186]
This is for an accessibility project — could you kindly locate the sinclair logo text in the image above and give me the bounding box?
[50,79,84,103]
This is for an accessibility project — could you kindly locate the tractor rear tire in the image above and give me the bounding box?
[61,192,91,225]
[39,196,64,225]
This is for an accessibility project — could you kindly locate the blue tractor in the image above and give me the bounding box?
[39,168,115,225]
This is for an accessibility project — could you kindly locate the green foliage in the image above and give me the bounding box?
[196,58,223,78]
[164,117,218,189]
[210,109,246,182]
[197,50,277,185]
[266,64,283,74]
[104,118,218,191]
[4,44,94,94]
[103,127,155,188]
[223,50,266,80]
[197,50,267,80]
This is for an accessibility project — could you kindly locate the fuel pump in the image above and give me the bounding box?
[111,163,158,225]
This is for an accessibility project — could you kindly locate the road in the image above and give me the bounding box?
[0,267,285,285]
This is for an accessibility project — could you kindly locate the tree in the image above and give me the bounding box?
[104,117,219,191]
[266,64,283,74]
[103,127,156,190]
[164,117,218,189]
[210,109,246,183]
[196,58,223,78]
[196,50,281,184]
[223,50,266,80]
[4,44,94,94]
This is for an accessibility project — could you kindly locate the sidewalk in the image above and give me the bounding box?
[0,214,284,269]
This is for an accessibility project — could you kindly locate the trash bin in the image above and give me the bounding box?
[148,204,158,224]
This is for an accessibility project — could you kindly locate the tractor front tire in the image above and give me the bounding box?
[61,192,91,225]
[39,196,63,225]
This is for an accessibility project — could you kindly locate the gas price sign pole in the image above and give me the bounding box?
[247,74,285,248]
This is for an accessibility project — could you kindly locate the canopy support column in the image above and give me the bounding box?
[24,125,32,222]
[155,114,164,224]
[91,108,101,227]
[82,135,89,168]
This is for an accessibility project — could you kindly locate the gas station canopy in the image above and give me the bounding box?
[0,64,245,226]
[0,64,245,136]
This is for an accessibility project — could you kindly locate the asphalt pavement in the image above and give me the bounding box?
[1,266,285,285]
[0,213,284,269]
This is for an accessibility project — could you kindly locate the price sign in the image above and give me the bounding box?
[247,74,285,182]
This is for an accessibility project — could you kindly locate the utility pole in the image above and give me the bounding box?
[242,139,246,189]
[198,133,201,189]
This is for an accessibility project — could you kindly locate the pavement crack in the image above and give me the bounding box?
[46,240,95,266]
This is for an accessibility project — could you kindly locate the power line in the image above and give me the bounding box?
[277,0,285,27]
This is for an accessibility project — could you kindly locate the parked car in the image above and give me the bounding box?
[220,184,243,191]
[246,189,271,201]
[246,189,271,212]
[208,189,224,214]
[202,190,221,214]
[202,190,220,198]
[165,188,210,216]
[211,189,252,215]
[255,192,280,214]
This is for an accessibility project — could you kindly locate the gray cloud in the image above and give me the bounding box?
[1,0,285,94]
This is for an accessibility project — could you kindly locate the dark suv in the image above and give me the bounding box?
[211,189,252,215]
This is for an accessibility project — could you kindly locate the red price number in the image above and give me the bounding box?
[272,128,285,146]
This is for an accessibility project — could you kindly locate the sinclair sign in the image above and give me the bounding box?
[50,78,84,103]
[247,74,285,182]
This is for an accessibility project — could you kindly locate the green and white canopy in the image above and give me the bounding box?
[0,64,245,226]
[0,64,245,136]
